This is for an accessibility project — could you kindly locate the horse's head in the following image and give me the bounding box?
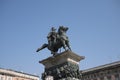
[58,26,68,34]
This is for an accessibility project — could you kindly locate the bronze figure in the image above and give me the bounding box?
[36,26,71,56]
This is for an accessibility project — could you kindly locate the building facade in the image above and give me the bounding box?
[0,68,39,80]
[81,61,120,80]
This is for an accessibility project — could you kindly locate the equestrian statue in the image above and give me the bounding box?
[36,26,71,56]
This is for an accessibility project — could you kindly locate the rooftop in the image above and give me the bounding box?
[82,61,120,73]
[0,68,39,79]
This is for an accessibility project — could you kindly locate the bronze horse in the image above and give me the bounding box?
[36,26,71,56]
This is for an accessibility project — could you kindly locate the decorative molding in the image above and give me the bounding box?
[0,68,39,80]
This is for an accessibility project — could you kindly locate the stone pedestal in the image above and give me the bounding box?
[39,50,85,80]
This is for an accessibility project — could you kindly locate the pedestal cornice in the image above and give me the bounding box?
[39,50,85,69]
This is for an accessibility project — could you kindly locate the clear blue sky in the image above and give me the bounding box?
[0,0,120,78]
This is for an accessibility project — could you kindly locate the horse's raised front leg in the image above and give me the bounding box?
[66,41,71,51]
[61,40,67,51]
[36,43,48,52]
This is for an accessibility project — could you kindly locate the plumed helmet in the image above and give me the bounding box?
[51,27,56,31]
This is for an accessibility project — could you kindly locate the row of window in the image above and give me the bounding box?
[82,74,120,80]
[0,75,12,80]
[82,68,120,79]
[0,74,38,80]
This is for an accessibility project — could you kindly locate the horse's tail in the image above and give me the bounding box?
[36,43,48,52]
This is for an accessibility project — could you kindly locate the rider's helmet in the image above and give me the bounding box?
[51,27,56,32]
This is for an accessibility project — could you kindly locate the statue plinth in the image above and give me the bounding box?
[39,50,84,69]
[39,50,85,80]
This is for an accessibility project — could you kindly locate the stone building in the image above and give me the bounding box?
[0,68,39,80]
[81,61,120,80]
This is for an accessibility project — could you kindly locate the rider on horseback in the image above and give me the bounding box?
[36,26,71,56]
[47,27,57,48]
